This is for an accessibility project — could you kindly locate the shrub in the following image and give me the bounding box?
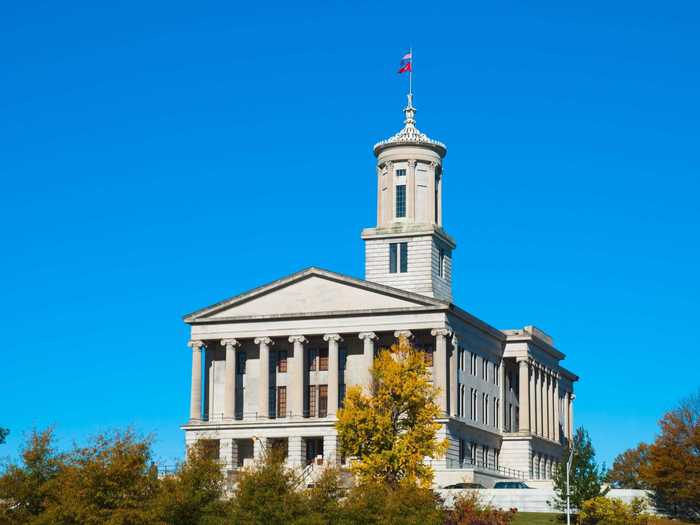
[444,491,517,525]
[579,496,650,525]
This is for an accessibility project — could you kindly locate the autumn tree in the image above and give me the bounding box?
[38,429,160,525]
[0,428,65,525]
[336,337,447,488]
[605,443,649,489]
[551,427,606,513]
[640,390,700,522]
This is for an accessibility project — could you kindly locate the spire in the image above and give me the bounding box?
[403,93,416,127]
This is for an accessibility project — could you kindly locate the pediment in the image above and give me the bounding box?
[184,267,446,322]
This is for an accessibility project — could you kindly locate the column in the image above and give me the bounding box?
[323,334,342,417]
[449,334,459,417]
[407,159,417,219]
[431,328,451,414]
[569,393,576,440]
[517,357,530,432]
[436,166,443,226]
[358,332,377,394]
[428,161,437,224]
[254,337,273,419]
[394,330,413,342]
[220,338,240,420]
[376,165,383,225]
[544,371,550,439]
[288,436,304,468]
[499,359,506,432]
[529,364,536,433]
[288,336,308,418]
[386,161,395,222]
[219,439,234,470]
[188,340,205,421]
[323,434,339,465]
[550,373,556,441]
[253,436,268,461]
[538,366,545,436]
[554,376,560,443]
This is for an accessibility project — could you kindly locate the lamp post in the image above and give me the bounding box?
[566,437,577,525]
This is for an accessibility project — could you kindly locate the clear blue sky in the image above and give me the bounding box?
[1,1,698,468]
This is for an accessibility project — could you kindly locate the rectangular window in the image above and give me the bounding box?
[319,348,328,371]
[389,242,408,273]
[308,385,317,417]
[396,168,406,178]
[399,242,408,272]
[319,385,328,417]
[308,349,318,371]
[482,358,488,381]
[277,351,287,373]
[395,185,406,218]
[438,248,445,278]
[237,351,246,374]
[277,386,287,417]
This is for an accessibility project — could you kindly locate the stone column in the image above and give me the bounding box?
[220,338,240,420]
[288,436,304,468]
[323,434,339,465]
[323,334,342,417]
[254,337,273,419]
[499,360,506,432]
[188,340,205,421]
[436,166,443,226]
[219,439,234,470]
[394,330,413,342]
[517,357,530,432]
[529,365,537,433]
[429,161,437,224]
[288,335,308,418]
[358,332,377,394]
[376,165,383,225]
[407,159,417,219]
[253,436,268,461]
[386,161,395,222]
[544,371,550,439]
[449,334,459,417]
[550,373,556,441]
[431,328,451,415]
[538,366,545,436]
[554,376,560,443]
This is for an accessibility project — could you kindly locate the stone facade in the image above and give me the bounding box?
[180,95,578,487]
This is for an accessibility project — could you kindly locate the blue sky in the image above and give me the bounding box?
[1,1,699,467]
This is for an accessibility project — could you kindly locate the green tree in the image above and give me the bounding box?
[605,443,649,489]
[0,427,8,445]
[336,337,447,488]
[552,427,606,514]
[154,440,228,525]
[578,496,650,525]
[0,428,64,525]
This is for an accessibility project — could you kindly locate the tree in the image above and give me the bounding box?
[336,337,447,488]
[445,491,517,525]
[0,427,8,445]
[154,440,228,525]
[552,427,606,513]
[0,428,64,525]
[578,496,650,525]
[640,390,700,521]
[605,443,649,489]
[37,429,160,525]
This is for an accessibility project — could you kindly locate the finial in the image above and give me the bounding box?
[403,93,416,127]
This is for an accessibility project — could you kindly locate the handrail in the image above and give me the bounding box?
[446,458,527,480]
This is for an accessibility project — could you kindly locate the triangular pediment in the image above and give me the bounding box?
[184,267,446,322]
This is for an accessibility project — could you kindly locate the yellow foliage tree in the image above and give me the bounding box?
[336,337,447,488]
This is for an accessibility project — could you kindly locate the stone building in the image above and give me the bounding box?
[181,94,578,487]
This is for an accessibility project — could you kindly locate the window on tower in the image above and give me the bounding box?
[438,248,445,278]
[389,242,408,273]
[395,184,406,218]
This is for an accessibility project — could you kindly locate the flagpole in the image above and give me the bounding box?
[409,46,413,97]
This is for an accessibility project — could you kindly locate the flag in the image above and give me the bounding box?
[398,51,412,74]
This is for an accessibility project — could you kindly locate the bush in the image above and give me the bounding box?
[339,482,444,525]
[579,496,650,525]
[445,491,517,525]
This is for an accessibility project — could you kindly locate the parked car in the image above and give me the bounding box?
[442,482,484,489]
[493,481,531,489]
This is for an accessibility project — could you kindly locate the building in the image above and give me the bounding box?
[181,94,578,487]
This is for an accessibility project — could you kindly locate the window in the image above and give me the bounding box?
[277,386,287,417]
[396,168,406,178]
[389,242,408,273]
[482,446,489,468]
[308,385,317,417]
[494,362,499,385]
[494,399,499,428]
[434,174,439,223]
[319,348,328,371]
[483,394,488,425]
[395,184,406,218]
[318,385,328,417]
[482,358,488,381]
[471,442,477,464]
[277,351,287,373]
[308,349,318,371]
[438,248,445,278]
[459,439,466,465]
